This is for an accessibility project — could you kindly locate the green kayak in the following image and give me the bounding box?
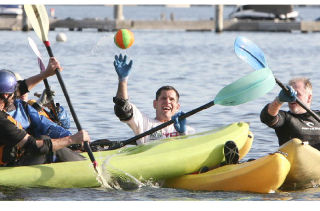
[0,122,250,188]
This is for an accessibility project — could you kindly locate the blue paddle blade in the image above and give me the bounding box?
[214,67,275,106]
[234,36,268,70]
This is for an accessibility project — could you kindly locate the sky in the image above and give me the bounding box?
[2,0,320,6]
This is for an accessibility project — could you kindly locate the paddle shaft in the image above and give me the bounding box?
[44,41,97,167]
[275,78,320,122]
[114,100,215,147]
[28,37,59,122]
[24,5,97,171]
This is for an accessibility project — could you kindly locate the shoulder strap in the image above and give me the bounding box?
[0,110,7,118]
[19,100,35,135]
[20,100,32,123]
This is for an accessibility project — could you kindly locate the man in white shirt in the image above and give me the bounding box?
[111,54,238,167]
[112,54,194,145]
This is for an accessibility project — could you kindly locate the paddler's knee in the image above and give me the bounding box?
[54,148,85,162]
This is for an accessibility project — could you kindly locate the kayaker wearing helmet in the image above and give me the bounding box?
[14,72,71,130]
[111,54,239,166]
[260,77,320,150]
[112,54,195,145]
[0,58,88,166]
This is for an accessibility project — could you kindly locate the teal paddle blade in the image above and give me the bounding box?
[214,68,275,106]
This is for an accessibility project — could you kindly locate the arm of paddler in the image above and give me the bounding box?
[17,130,88,154]
[260,102,281,127]
[261,85,297,126]
[114,53,132,99]
[267,85,297,116]
[113,54,133,121]
[25,57,62,92]
[116,80,129,100]
[267,97,284,116]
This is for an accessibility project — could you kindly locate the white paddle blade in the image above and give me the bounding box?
[24,4,49,42]
[28,37,42,59]
[28,37,46,72]
[37,58,46,73]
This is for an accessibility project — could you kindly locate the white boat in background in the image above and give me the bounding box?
[0,5,22,17]
[229,5,299,21]
[166,5,191,8]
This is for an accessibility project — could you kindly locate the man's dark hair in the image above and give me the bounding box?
[155,86,180,101]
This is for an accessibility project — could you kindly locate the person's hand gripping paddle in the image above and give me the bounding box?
[24,5,98,172]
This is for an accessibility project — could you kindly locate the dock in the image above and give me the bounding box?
[0,16,23,31]
[1,4,320,33]
[48,18,320,33]
[1,16,320,33]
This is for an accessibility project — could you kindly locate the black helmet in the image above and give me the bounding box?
[0,69,17,94]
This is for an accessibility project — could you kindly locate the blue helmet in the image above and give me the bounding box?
[0,69,17,94]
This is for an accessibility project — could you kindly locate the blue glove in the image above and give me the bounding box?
[171,111,187,134]
[278,85,297,103]
[113,54,133,81]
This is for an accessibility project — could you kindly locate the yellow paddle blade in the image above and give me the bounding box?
[24,4,49,42]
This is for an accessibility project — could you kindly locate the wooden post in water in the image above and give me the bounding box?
[215,5,223,33]
[114,5,124,20]
[22,5,29,31]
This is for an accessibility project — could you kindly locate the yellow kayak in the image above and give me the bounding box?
[164,151,290,194]
[279,138,320,190]
[238,131,253,160]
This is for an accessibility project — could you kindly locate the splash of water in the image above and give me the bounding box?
[95,148,161,190]
[95,167,113,189]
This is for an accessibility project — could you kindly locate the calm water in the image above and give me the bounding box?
[1,5,320,202]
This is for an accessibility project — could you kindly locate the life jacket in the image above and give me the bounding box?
[8,99,51,138]
[7,99,36,137]
[8,99,71,139]
[0,114,24,166]
[27,99,52,120]
[6,115,23,129]
[27,100,65,128]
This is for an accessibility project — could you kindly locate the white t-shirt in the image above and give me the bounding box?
[124,103,195,145]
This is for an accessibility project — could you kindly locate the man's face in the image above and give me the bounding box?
[0,93,15,111]
[288,80,312,114]
[153,89,180,122]
[6,93,14,105]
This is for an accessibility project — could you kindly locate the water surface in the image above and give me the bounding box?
[1,5,320,202]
